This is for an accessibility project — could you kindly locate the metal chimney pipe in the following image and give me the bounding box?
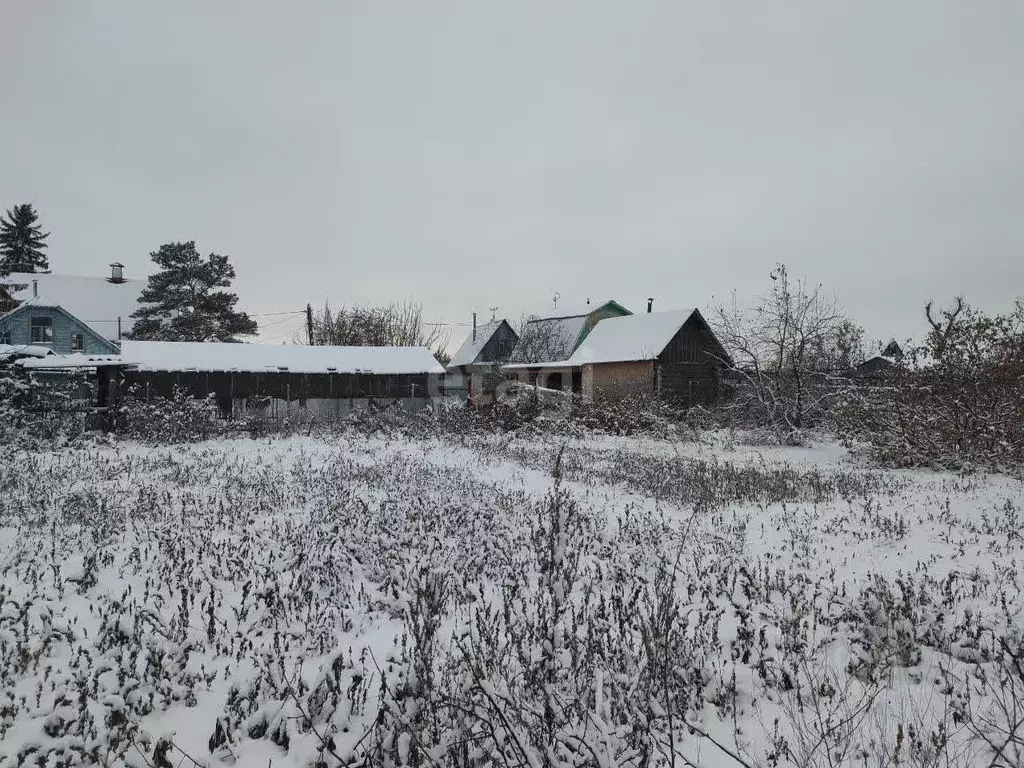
[32,280,38,298]
[647,297,653,313]
[472,312,477,342]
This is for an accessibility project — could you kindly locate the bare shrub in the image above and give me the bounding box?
[839,298,1024,470]
[308,299,449,360]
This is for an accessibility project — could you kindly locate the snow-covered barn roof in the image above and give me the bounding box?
[0,343,54,363]
[119,340,445,375]
[447,320,502,369]
[568,309,698,365]
[0,273,147,343]
[18,354,131,370]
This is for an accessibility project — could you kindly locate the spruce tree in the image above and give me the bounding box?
[129,241,259,341]
[0,203,50,274]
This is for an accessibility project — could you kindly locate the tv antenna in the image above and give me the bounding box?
[552,291,561,310]
[489,306,498,321]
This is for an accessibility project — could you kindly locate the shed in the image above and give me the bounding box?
[446,319,519,404]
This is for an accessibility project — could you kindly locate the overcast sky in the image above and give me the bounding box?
[3,1,1022,349]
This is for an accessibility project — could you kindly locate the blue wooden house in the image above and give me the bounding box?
[0,266,145,355]
[0,300,120,355]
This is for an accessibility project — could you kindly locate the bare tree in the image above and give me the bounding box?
[306,300,449,359]
[712,264,861,442]
[509,315,580,365]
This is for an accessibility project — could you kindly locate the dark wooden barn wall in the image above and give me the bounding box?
[656,316,725,406]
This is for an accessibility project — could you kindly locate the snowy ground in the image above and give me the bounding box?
[0,431,1022,767]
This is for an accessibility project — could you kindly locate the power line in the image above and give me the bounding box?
[257,313,303,331]
[81,309,306,323]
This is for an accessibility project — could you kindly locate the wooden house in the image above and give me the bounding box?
[445,318,519,405]
[568,308,730,404]
[505,300,631,392]
[0,266,146,349]
[0,301,121,356]
[503,307,730,406]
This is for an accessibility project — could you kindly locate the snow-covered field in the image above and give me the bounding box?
[1,432,1022,767]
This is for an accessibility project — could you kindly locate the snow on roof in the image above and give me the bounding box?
[447,320,502,369]
[502,360,575,371]
[509,314,589,364]
[530,299,629,322]
[1,273,147,342]
[568,309,697,365]
[18,354,131,370]
[0,343,54,362]
[119,340,445,375]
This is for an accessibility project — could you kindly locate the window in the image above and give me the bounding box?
[0,330,10,345]
[71,333,84,352]
[30,317,53,344]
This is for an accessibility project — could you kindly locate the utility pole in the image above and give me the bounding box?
[306,303,314,345]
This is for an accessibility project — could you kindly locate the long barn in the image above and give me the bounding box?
[117,340,445,419]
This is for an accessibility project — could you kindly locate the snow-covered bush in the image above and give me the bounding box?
[0,364,89,447]
[113,384,222,442]
[569,392,683,437]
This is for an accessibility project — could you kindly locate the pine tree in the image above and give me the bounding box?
[0,203,50,274]
[129,241,259,341]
